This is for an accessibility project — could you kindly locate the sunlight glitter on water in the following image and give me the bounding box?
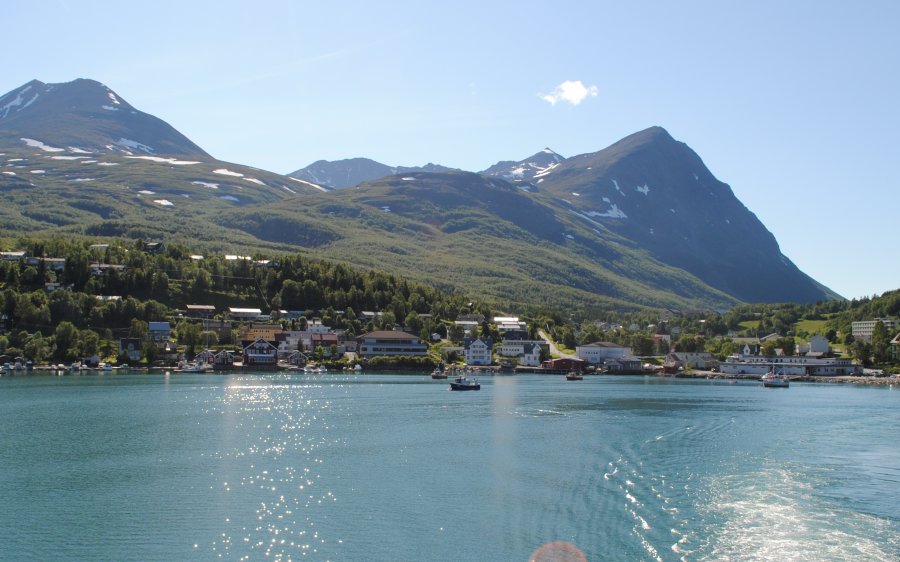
[208,376,346,560]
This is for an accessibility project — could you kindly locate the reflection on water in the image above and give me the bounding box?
[0,373,898,561]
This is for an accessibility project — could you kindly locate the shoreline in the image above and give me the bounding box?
[674,369,899,386]
[4,366,899,386]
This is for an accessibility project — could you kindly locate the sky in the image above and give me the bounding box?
[3,0,898,301]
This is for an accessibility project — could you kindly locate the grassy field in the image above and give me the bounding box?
[795,319,829,335]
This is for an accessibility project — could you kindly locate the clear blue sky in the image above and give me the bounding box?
[4,0,898,301]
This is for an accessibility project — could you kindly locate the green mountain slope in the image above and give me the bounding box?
[239,172,741,313]
[1,79,840,314]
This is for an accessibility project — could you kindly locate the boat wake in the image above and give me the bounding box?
[693,463,900,561]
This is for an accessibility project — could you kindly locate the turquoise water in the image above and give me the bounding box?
[0,373,898,561]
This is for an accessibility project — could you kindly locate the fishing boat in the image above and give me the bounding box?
[761,369,789,388]
[449,374,480,391]
[565,371,583,381]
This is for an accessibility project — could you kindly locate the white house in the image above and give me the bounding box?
[669,351,717,369]
[498,339,542,357]
[148,321,171,344]
[494,317,527,338]
[454,320,480,336]
[518,342,542,367]
[498,339,543,366]
[243,338,278,368]
[464,338,493,366]
[576,342,632,365]
[797,335,831,356]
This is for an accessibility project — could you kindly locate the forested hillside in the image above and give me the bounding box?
[0,238,473,364]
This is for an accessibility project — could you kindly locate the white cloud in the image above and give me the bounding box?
[541,80,599,106]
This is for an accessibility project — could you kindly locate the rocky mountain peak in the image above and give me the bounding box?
[480,147,567,182]
[0,78,209,157]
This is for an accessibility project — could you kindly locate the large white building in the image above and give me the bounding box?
[498,339,542,367]
[357,331,428,358]
[720,353,860,376]
[228,307,263,321]
[851,318,899,341]
[576,342,632,365]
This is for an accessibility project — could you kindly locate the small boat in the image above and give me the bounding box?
[449,375,480,391]
[178,361,211,373]
[431,369,448,379]
[565,371,583,381]
[761,370,789,388]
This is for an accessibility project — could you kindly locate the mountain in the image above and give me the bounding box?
[480,148,565,183]
[531,127,833,303]
[0,78,839,311]
[0,79,323,246]
[247,170,741,313]
[0,78,209,157]
[289,157,454,189]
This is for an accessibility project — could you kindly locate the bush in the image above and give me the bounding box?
[362,355,436,371]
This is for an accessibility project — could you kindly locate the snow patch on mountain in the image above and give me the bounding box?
[138,190,156,195]
[243,177,266,186]
[611,179,625,196]
[21,138,65,152]
[220,195,240,202]
[126,155,200,165]
[68,147,92,154]
[533,162,560,178]
[636,184,650,195]
[115,138,153,153]
[1,86,39,117]
[214,168,244,177]
[191,181,219,189]
[30,169,46,174]
[585,204,628,219]
[51,155,90,160]
[153,199,174,206]
[288,177,327,192]
[96,162,119,166]
[107,91,121,105]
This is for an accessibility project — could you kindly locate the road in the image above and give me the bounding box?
[538,329,577,359]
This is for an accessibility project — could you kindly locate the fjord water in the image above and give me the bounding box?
[1,374,898,561]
